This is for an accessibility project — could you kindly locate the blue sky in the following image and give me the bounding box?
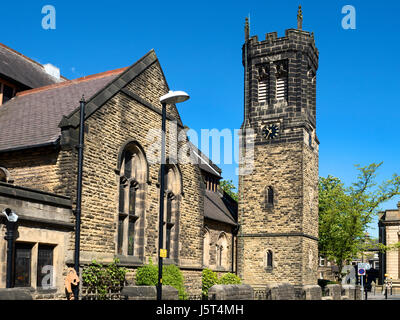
[2,1,399,237]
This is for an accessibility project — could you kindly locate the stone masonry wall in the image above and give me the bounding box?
[0,147,72,197]
[386,224,400,280]
[238,140,318,286]
[204,219,235,273]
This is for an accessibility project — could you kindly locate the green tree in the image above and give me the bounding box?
[319,162,400,278]
[220,179,238,201]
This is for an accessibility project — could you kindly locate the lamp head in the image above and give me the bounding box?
[2,208,18,222]
[160,90,190,105]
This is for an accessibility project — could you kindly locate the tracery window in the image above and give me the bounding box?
[161,164,182,260]
[117,143,147,257]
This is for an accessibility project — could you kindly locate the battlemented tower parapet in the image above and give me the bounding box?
[238,8,320,287]
[242,27,319,143]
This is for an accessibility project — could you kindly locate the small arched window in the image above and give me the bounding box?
[216,233,228,269]
[266,250,273,269]
[265,186,274,207]
[275,60,288,101]
[203,228,210,267]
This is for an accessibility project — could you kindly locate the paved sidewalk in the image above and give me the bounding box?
[364,292,400,300]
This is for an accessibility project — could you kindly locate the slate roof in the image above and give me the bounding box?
[0,43,64,89]
[0,69,125,152]
[204,190,237,226]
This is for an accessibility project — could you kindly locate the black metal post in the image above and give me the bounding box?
[73,96,86,300]
[4,219,17,288]
[385,286,388,299]
[157,102,167,300]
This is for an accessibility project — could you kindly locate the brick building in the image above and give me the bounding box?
[237,11,319,287]
[0,43,237,298]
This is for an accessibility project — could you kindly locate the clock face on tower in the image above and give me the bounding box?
[263,124,280,140]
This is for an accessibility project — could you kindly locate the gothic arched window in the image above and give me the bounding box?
[257,64,270,104]
[216,233,228,269]
[265,186,274,207]
[275,60,288,101]
[161,164,182,260]
[266,250,273,269]
[203,228,210,267]
[117,143,147,258]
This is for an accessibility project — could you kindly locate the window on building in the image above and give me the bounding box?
[266,250,273,269]
[216,233,228,268]
[117,142,147,257]
[162,164,182,260]
[319,256,325,267]
[257,65,269,103]
[275,61,288,101]
[203,228,210,267]
[265,186,274,207]
[14,243,33,287]
[37,245,54,288]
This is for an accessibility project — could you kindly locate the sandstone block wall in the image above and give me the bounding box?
[238,142,318,286]
[208,284,253,300]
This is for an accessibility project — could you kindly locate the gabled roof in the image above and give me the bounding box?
[0,68,125,152]
[0,50,178,153]
[204,190,237,226]
[0,43,65,89]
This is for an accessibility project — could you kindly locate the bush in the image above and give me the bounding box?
[163,264,187,300]
[219,273,241,285]
[202,268,219,299]
[135,259,187,300]
[202,269,243,299]
[318,279,338,289]
[82,258,127,300]
[135,258,158,286]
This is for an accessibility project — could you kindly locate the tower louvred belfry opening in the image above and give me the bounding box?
[238,7,319,286]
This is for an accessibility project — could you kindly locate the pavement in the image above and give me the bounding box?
[363,292,400,300]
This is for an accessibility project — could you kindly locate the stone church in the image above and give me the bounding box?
[0,43,238,298]
[0,8,319,299]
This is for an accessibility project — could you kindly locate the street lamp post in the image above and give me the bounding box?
[157,91,189,301]
[2,208,18,288]
[73,96,86,300]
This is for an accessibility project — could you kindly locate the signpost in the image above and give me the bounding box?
[357,263,369,300]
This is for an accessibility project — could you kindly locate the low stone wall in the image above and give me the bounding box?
[302,285,322,300]
[208,284,253,300]
[0,288,33,300]
[120,286,178,300]
[325,284,341,300]
[265,283,295,300]
[341,284,361,300]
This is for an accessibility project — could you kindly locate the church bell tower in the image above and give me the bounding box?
[238,7,319,286]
